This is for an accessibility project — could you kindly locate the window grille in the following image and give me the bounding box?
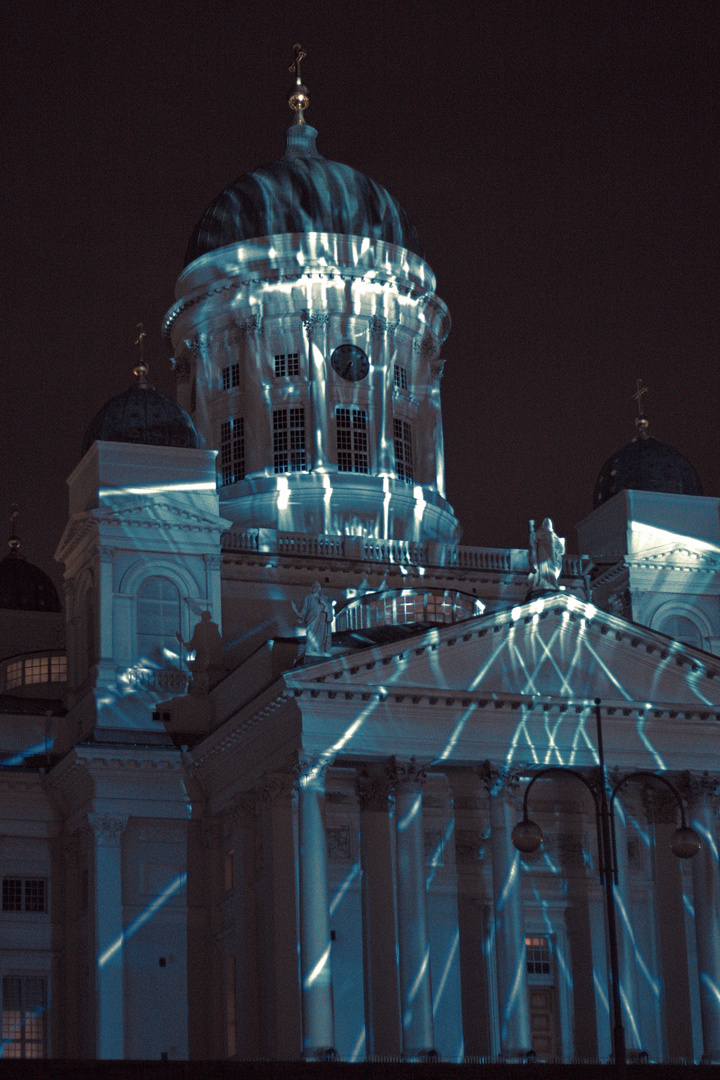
[337,408,369,473]
[274,353,300,377]
[2,879,47,914]
[273,408,306,473]
[221,363,240,391]
[220,417,245,486]
[393,418,413,483]
[526,935,551,975]
[394,364,408,390]
[2,976,46,1058]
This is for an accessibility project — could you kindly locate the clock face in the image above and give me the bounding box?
[330,344,369,382]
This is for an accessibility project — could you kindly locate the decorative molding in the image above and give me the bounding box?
[233,313,263,334]
[260,771,296,806]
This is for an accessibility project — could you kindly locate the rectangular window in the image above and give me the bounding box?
[2,976,47,1058]
[2,879,47,914]
[274,353,300,378]
[526,935,551,975]
[24,658,49,685]
[393,417,413,483]
[5,661,23,690]
[394,364,408,391]
[220,418,245,486]
[222,363,240,391]
[337,408,369,473]
[50,656,67,682]
[273,408,306,473]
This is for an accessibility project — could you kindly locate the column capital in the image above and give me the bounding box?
[678,771,720,811]
[357,768,393,811]
[88,813,127,846]
[386,755,428,787]
[476,761,524,797]
[260,770,297,806]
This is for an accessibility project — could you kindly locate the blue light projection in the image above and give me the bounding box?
[0,739,53,767]
[97,872,187,969]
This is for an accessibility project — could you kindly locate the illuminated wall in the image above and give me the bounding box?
[165,233,460,544]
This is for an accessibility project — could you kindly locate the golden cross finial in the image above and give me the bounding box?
[133,323,149,387]
[289,43,306,79]
[8,502,20,553]
[633,378,649,436]
[633,378,648,416]
[288,43,309,125]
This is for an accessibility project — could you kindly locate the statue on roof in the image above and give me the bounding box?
[528,518,565,595]
[293,581,333,656]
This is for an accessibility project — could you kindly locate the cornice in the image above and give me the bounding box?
[189,687,294,772]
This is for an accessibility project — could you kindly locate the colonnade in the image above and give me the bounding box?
[248,760,720,1063]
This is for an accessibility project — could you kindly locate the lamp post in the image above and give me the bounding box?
[511,699,701,1077]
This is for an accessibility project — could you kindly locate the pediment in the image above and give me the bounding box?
[93,501,229,530]
[628,542,720,568]
[290,593,720,709]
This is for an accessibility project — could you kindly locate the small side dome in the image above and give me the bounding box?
[0,514,61,613]
[81,362,199,459]
[594,432,702,508]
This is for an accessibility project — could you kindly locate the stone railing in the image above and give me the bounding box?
[221,528,588,579]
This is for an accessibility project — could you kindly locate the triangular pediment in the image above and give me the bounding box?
[628,541,720,568]
[289,593,720,709]
[93,501,229,530]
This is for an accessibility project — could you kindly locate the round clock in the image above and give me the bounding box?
[330,344,369,382]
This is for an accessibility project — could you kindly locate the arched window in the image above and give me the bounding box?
[658,614,703,650]
[136,576,181,666]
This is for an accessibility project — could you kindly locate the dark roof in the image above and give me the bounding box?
[81,385,199,458]
[0,552,61,613]
[185,124,422,266]
[594,434,703,508]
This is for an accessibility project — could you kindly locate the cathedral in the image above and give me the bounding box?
[2,55,720,1065]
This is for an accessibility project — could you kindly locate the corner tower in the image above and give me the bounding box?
[163,58,459,546]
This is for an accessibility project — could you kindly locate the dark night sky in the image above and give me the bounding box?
[3,1,718,592]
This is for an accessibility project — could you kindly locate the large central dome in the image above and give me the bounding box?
[184,124,422,267]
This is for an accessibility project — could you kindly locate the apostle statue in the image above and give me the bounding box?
[529,518,565,594]
[293,581,333,656]
[176,609,225,693]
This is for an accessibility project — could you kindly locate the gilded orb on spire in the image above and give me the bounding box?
[288,43,309,124]
[133,322,150,388]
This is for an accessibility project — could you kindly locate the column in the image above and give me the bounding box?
[390,758,436,1059]
[486,772,532,1059]
[612,800,644,1054]
[89,813,127,1059]
[357,769,401,1056]
[297,758,336,1058]
[689,782,720,1062]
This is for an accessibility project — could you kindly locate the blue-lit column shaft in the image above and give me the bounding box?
[90,814,127,1059]
[358,772,401,1055]
[489,788,531,1057]
[392,763,435,1057]
[691,793,720,1062]
[298,762,336,1057]
[613,806,643,1052]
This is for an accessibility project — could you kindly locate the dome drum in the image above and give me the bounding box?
[164,232,449,352]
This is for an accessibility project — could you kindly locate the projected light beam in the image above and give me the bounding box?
[97,872,187,968]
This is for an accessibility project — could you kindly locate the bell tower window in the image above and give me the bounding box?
[274,353,300,377]
[273,408,306,473]
[393,418,413,483]
[220,418,245,486]
[337,408,369,473]
[136,577,181,667]
[222,363,240,391]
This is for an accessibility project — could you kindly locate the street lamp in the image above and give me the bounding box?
[511,699,701,1078]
